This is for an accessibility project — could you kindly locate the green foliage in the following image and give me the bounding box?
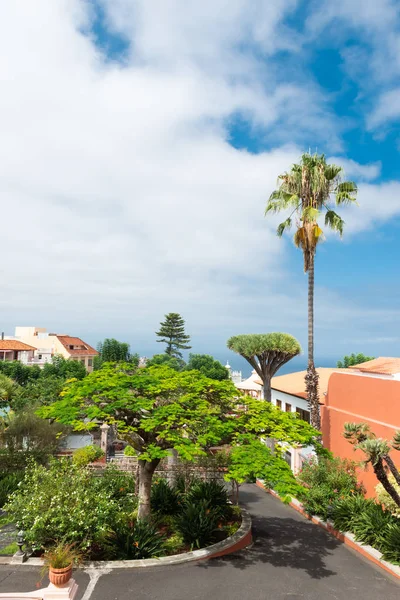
[185,354,229,380]
[155,313,191,358]
[0,472,24,507]
[185,480,230,519]
[337,353,375,368]
[376,476,400,516]
[174,500,218,549]
[0,374,18,408]
[11,376,64,411]
[146,354,185,371]
[0,448,50,473]
[297,457,363,519]
[95,339,139,369]
[351,503,395,550]
[124,445,136,456]
[331,495,374,532]
[0,361,41,386]
[72,445,104,467]
[163,532,185,554]
[1,409,67,452]
[42,542,83,570]
[151,479,180,515]
[112,518,166,559]
[42,355,87,380]
[5,459,121,554]
[381,522,400,565]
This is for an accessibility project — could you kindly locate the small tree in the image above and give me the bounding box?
[337,353,375,368]
[146,353,185,371]
[185,354,229,381]
[156,313,191,358]
[227,333,301,401]
[42,355,87,380]
[344,422,400,508]
[95,339,139,369]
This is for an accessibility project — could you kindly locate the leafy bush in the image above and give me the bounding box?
[0,449,50,473]
[0,472,24,507]
[174,500,218,549]
[72,445,104,467]
[112,518,166,559]
[297,457,363,519]
[351,503,396,551]
[331,495,375,532]
[375,475,400,517]
[5,459,120,555]
[151,479,180,515]
[124,445,136,456]
[164,532,185,555]
[381,522,400,565]
[185,480,231,519]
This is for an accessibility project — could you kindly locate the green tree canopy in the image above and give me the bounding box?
[227,333,301,401]
[155,313,191,358]
[40,363,319,519]
[95,338,139,369]
[337,353,375,368]
[146,353,185,371]
[12,375,64,412]
[41,355,87,380]
[0,374,18,410]
[185,354,229,380]
[0,361,41,386]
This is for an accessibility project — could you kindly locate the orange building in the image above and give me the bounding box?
[322,357,400,498]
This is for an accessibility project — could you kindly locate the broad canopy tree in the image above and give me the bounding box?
[266,153,358,429]
[227,333,301,401]
[40,363,319,519]
[185,354,229,381]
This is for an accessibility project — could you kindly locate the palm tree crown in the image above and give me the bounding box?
[265,152,358,271]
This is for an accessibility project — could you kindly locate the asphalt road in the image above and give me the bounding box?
[0,484,398,600]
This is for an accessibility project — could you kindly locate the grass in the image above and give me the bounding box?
[0,542,18,555]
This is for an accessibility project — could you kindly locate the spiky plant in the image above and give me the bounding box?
[266,154,357,428]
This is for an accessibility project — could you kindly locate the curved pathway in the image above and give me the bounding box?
[0,484,398,599]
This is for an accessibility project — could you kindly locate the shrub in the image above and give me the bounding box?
[331,495,375,532]
[112,518,166,559]
[351,503,396,551]
[0,449,50,473]
[151,479,180,515]
[174,500,218,549]
[72,445,104,467]
[376,475,400,517]
[0,472,24,507]
[94,465,137,514]
[5,459,120,555]
[163,532,185,555]
[185,480,231,519]
[297,457,363,519]
[124,445,136,456]
[381,522,400,565]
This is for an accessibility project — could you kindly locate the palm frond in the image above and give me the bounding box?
[325,210,345,236]
[302,206,319,223]
[277,218,292,237]
[265,190,299,214]
[324,164,343,181]
[335,181,358,205]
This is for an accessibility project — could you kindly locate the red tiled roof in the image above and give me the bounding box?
[56,336,98,356]
[0,340,36,351]
[348,357,400,375]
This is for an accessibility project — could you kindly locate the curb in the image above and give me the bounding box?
[256,479,400,581]
[0,508,252,569]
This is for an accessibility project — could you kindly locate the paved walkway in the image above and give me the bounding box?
[0,484,398,599]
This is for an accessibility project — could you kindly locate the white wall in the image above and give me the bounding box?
[271,389,309,415]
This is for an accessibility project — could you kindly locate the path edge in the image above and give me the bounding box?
[256,479,400,581]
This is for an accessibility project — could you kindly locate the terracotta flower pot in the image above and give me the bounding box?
[48,564,72,587]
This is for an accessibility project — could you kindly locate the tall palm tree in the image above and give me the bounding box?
[265,153,357,429]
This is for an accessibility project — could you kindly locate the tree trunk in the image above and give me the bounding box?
[263,374,272,402]
[374,457,400,508]
[384,454,400,487]
[137,458,160,519]
[305,253,320,430]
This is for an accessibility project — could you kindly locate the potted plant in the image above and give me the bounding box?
[41,542,82,587]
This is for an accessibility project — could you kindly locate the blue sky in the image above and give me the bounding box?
[2,0,400,377]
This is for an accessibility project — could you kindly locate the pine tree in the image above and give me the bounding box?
[155,313,191,358]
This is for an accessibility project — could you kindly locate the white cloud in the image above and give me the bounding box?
[0,0,398,358]
[328,157,381,181]
[368,88,400,129]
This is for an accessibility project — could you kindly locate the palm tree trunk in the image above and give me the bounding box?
[305,252,320,430]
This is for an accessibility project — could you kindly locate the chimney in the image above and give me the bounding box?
[1,332,3,340]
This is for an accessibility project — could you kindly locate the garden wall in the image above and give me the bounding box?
[321,372,400,497]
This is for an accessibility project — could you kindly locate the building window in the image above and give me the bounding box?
[285,403,292,413]
[276,399,282,410]
[81,359,86,365]
[38,354,42,360]
[296,407,310,423]
[88,358,93,367]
